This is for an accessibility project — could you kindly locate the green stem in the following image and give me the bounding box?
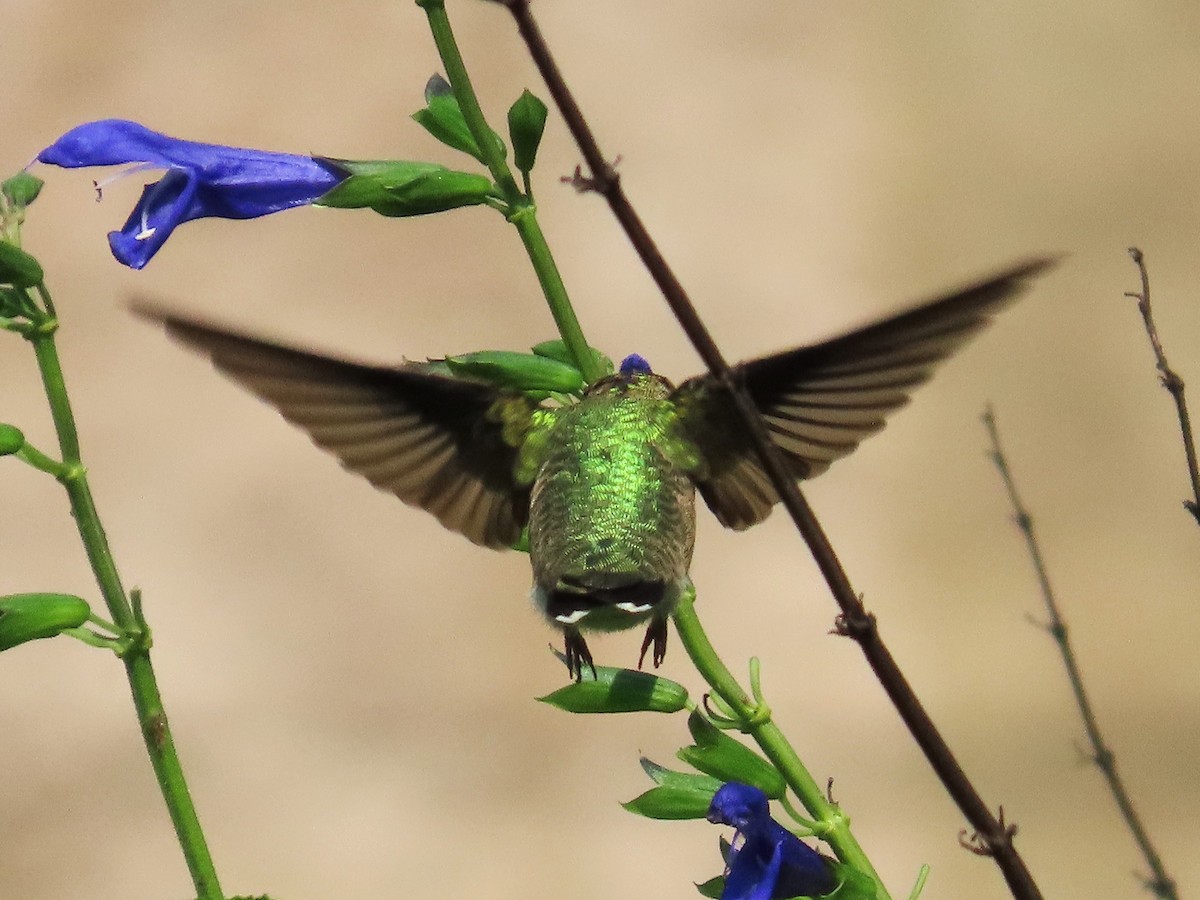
[415,0,604,384]
[26,314,225,900]
[673,592,889,899]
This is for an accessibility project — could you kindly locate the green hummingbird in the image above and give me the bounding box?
[134,258,1051,679]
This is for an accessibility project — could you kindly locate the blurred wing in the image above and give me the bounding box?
[133,303,536,548]
[673,258,1055,529]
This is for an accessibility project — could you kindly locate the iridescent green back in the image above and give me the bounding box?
[528,374,696,591]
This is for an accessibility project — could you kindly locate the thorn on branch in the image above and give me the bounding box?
[831,606,876,641]
[561,157,621,195]
[958,807,1018,857]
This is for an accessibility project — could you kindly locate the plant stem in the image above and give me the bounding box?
[1124,247,1200,528]
[673,593,889,899]
[26,315,225,900]
[983,407,1177,900]
[415,0,603,384]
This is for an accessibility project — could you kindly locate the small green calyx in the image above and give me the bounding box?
[446,349,584,395]
[538,665,689,714]
[2,172,44,209]
[678,710,787,799]
[413,73,507,165]
[0,423,26,456]
[0,241,44,288]
[508,89,549,175]
[624,758,722,820]
[316,159,494,217]
[531,339,614,378]
[0,592,91,651]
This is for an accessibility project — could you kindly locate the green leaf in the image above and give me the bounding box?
[679,710,787,799]
[412,74,506,165]
[0,593,91,651]
[2,172,43,208]
[621,785,714,820]
[445,350,584,395]
[695,876,724,899]
[531,339,614,377]
[538,666,688,714]
[0,423,25,456]
[639,757,723,794]
[316,159,494,217]
[508,89,549,174]
[0,241,44,288]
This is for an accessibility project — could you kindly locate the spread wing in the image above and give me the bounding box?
[672,258,1056,530]
[133,303,538,548]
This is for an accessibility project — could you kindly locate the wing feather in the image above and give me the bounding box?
[133,303,535,548]
[674,258,1055,529]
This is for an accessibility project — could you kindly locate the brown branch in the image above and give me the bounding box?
[492,2,1044,897]
[983,406,1178,900]
[1125,247,1200,526]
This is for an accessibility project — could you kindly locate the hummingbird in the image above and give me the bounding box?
[134,258,1051,679]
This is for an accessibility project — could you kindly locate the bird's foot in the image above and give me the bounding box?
[563,629,597,682]
[638,617,668,670]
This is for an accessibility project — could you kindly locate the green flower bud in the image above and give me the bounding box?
[639,757,724,794]
[317,159,494,217]
[530,339,614,377]
[445,350,584,395]
[0,423,25,456]
[1,172,44,208]
[622,785,715,820]
[678,710,786,799]
[538,666,689,714]
[0,242,44,288]
[412,74,506,165]
[0,593,91,651]
[508,89,549,174]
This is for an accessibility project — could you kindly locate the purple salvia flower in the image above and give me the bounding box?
[707,783,837,900]
[38,119,344,269]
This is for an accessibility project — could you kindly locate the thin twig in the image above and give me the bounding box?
[491,2,1043,897]
[1124,247,1200,526]
[983,406,1178,900]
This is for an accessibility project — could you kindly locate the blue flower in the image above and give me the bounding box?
[38,119,344,269]
[707,783,837,900]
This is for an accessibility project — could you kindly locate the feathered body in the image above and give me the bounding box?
[133,258,1053,678]
[528,368,696,674]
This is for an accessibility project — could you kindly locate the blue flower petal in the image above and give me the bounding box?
[708,783,836,900]
[38,119,344,268]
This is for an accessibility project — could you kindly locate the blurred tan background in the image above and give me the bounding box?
[4,2,1200,898]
